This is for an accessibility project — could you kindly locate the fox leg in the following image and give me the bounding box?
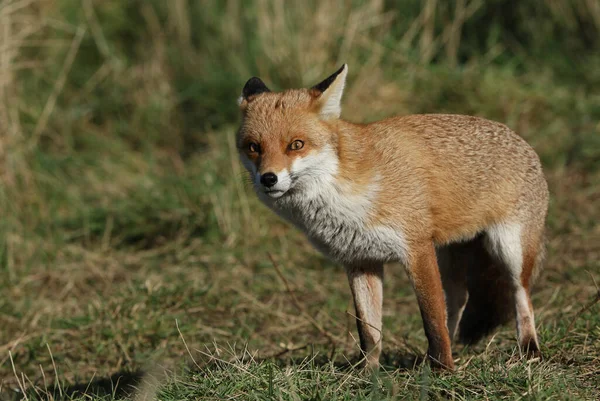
[409,242,455,369]
[437,246,468,342]
[346,263,384,370]
[486,223,541,358]
[515,239,542,357]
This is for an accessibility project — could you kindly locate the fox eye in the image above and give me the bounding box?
[289,140,304,151]
[248,142,260,153]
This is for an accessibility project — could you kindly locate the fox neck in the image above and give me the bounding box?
[325,119,376,186]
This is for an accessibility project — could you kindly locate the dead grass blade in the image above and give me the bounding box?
[268,253,340,346]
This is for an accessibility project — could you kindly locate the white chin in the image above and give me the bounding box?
[265,190,286,198]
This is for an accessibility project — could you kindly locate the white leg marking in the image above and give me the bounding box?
[514,286,538,350]
[486,222,523,280]
[487,222,539,351]
[446,289,468,341]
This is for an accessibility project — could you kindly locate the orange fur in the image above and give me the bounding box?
[409,242,454,369]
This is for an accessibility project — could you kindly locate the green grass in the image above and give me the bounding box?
[1,0,599,399]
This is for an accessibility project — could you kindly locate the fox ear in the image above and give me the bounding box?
[238,77,270,106]
[311,64,348,120]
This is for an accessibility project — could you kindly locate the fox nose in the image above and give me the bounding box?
[260,172,278,188]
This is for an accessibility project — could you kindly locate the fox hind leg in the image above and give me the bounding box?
[515,236,543,357]
[486,222,542,358]
[437,245,468,342]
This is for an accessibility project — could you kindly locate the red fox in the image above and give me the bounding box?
[236,65,548,370]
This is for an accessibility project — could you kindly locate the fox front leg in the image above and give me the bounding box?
[409,241,455,370]
[346,263,384,371]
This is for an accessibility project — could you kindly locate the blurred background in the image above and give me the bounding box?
[0,0,599,398]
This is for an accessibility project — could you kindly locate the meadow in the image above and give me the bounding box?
[0,0,599,399]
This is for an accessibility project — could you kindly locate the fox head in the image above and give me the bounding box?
[236,64,348,200]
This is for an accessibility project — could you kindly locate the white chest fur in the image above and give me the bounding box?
[259,153,408,266]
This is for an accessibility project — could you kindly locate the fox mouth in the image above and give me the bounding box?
[264,189,287,198]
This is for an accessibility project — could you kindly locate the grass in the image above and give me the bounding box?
[1,0,599,399]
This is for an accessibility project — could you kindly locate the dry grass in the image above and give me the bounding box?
[0,0,599,399]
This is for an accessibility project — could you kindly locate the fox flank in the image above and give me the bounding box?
[236,64,549,371]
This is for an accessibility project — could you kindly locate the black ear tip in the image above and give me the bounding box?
[312,64,348,93]
[244,77,263,87]
[242,77,271,99]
